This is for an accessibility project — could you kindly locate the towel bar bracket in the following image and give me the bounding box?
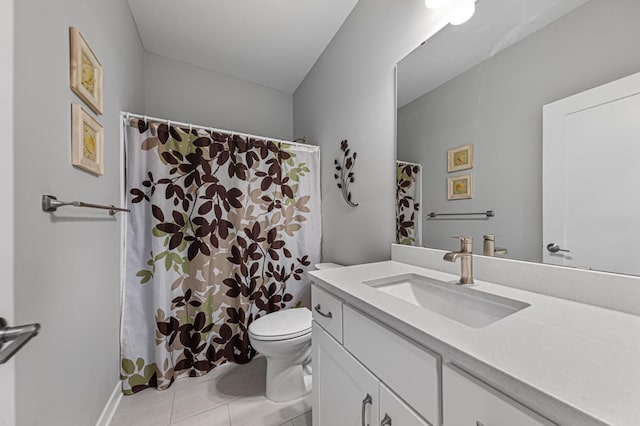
[41,194,130,215]
[0,318,41,364]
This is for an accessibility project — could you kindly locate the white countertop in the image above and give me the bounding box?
[309,261,640,426]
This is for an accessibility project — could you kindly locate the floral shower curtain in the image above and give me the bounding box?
[396,161,422,246]
[121,118,321,394]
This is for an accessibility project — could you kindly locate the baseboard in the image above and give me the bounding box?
[95,382,122,426]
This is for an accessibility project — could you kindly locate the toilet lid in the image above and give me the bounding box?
[248,308,312,341]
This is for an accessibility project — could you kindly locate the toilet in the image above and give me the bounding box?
[248,262,343,402]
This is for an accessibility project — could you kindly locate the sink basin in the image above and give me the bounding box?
[363,274,529,328]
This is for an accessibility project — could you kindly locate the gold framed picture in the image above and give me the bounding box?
[447,174,472,200]
[447,144,474,172]
[70,27,103,115]
[72,104,104,175]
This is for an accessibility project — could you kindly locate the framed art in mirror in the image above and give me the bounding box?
[71,104,104,176]
[447,174,472,200]
[447,144,473,172]
[69,27,103,115]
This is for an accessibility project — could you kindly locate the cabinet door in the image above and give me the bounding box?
[343,306,441,426]
[313,323,379,426]
[380,383,431,426]
[443,365,555,426]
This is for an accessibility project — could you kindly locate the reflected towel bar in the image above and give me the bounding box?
[41,194,130,215]
[427,210,494,218]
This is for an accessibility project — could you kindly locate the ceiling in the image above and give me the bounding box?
[397,0,590,108]
[127,0,359,94]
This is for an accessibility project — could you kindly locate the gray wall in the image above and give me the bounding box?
[145,52,294,141]
[13,0,144,424]
[0,0,15,424]
[398,0,640,262]
[293,0,451,265]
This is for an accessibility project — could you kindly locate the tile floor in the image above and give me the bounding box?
[110,357,312,426]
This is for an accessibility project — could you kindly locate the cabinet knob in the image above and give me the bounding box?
[381,413,392,426]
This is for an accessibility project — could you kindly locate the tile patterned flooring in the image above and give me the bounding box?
[110,357,312,426]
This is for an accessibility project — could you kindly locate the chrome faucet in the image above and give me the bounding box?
[483,234,508,257]
[443,236,474,284]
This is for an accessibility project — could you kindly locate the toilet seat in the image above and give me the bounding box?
[248,308,312,341]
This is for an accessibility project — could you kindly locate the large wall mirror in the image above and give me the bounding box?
[396,0,640,276]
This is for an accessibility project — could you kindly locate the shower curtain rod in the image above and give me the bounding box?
[121,112,316,150]
[397,160,421,167]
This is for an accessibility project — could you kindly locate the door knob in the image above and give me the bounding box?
[546,243,570,253]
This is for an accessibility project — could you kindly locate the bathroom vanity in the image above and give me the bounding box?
[309,245,640,426]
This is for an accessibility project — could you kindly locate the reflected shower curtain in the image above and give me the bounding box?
[396,161,422,246]
[121,119,320,394]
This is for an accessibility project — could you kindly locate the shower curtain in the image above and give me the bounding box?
[396,161,422,246]
[121,118,321,394]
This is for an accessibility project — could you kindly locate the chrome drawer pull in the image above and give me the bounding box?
[361,393,373,426]
[314,304,333,318]
[381,413,392,426]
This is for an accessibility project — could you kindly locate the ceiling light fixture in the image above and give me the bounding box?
[424,0,449,9]
[424,0,477,26]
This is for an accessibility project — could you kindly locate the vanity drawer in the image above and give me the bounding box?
[312,285,343,343]
[343,306,441,426]
[443,364,554,426]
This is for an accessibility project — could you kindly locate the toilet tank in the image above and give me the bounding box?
[314,263,343,270]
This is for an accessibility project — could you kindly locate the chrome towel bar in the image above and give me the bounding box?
[42,194,130,215]
[427,210,494,218]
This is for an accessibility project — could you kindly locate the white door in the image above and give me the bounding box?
[312,323,379,426]
[0,0,15,425]
[543,71,640,275]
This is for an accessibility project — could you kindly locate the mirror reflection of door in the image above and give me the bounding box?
[396,0,640,276]
[543,72,640,275]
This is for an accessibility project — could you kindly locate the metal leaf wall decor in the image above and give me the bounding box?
[334,139,358,207]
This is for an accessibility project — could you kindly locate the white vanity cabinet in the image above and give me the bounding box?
[443,365,554,426]
[312,323,379,426]
[380,383,432,426]
[313,323,431,426]
[312,284,554,426]
[312,289,433,426]
[343,306,441,426]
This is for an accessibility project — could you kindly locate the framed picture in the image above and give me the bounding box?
[447,174,472,200]
[69,27,103,115]
[72,104,104,175]
[447,144,474,172]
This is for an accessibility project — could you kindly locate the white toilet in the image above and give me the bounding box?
[248,308,312,402]
[248,262,343,402]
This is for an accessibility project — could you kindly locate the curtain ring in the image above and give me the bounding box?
[189,123,193,133]
[167,120,171,129]
[143,115,148,125]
